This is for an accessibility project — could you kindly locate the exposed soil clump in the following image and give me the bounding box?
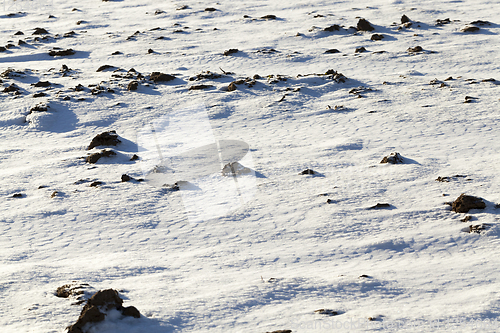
[49,49,75,56]
[87,131,121,150]
[150,72,175,83]
[380,152,404,164]
[86,150,116,164]
[357,18,374,31]
[452,194,486,213]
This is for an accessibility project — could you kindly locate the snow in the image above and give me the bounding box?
[1,0,500,332]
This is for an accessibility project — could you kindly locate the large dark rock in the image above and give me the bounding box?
[452,194,486,213]
[87,131,121,150]
[150,72,175,83]
[357,18,374,31]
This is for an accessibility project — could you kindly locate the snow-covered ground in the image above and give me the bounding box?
[1,0,500,332]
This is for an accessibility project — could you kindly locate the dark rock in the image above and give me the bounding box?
[148,48,154,54]
[452,194,486,213]
[121,174,131,182]
[3,84,19,93]
[130,154,139,161]
[122,306,141,318]
[87,131,121,150]
[299,169,315,175]
[86,150,116,164]
[14,31,24,35]
[227,82,237,91]
[314,309,338,316]
[33,27,49,35]
[324,25,341,32]
[355,47,367,53]
[407,46,423,53]
[76,20,84,25]
[150,72,175,83]
[127,81,139,91]
[89,181,103,187]
[96,65,115,72]
[18,40,26,45]
[468,224,490,234]
[369,203,391,209]
[176,5,189,10]
[380,152,404,164]
[48,49,75,56]
[223,48,239,56]
[33,81,51,87]
[56,284,85,298]
[188,84,213,90]
[154,9,164,15]
[401,15,411,24]
[266,330,292,333]
[359,274,371,278]
[12,193,23,198]
[205,7,217,12]
[222,162,251,176]
[470,20,490,26]
[371,34,384,41]
[64,31,76,37]
[29,103,49,112]
[436,18,451,25]
[51,191,58,198]
[357,18,374,31]
[325,49,340,53]
[33,92,47,98]
[326,199,335,204]
[0,47,6,52]
[261,14,277,20]
[461,215,473,222]
[5,44,15,49]
[461,26,480,32]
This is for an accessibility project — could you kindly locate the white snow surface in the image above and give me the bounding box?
[1,0,500,332]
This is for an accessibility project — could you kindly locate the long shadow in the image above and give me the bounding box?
[0,51,91,63]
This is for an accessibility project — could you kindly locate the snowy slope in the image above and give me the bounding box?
[1,0,500,332]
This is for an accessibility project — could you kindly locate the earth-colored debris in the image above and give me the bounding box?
[357,18,374,31]
[86,150,116,164]
[87,131,121,150]
[49,49,75,56]
[452,194,486,213]
[150,72,175,83]
[407,46,423,53]
[380,152,404,164]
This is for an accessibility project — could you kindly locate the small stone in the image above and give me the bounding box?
[127,81,139,91]
[96,65,114,72]
[370,34,384,41]
[12,193,23,198]
[148,48,154,54]
[461,26,480,32]
[33,81,51,87]
[227,82,237,91]
[261,14,277,20]
[299,169,315,175]
[324,25,341,32]
[223,48,239,56]
[407,46,423,53]
[121,174,131,182]
[355,47,367,53]
[130,154,139,161]
[51,191,58,198]
[369,203,391,209]
[122,306,141,318]
[205,7,217,12]
[90,181,103,187]
[314,309,338,316]
[380,152,404,164]
[461,215,472,222]
[14,31,24,35]
[33,27,49,35]
[150,72,175,83]
[86,150,116,164]
[401,15,411,24]
[48,49,75,56]
[325,49,340,54]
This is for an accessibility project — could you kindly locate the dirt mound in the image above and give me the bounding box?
[86,150,116,164]
[67,289,141,333]
[452,194,486,213]
[87,131,121,150]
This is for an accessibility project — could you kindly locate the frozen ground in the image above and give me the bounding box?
[1,0,500,332]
